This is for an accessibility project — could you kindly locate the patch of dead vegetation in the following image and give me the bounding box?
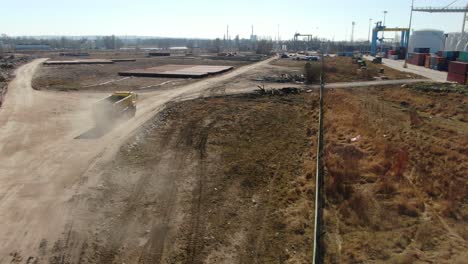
[270,56,422,84]
[323,85,468,263]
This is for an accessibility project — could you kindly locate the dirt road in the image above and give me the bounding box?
[0,57,275,263]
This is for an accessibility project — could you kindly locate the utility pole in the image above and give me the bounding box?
[403,0,414,68]
[383,10,388,26]
[368,18,373,43]
[351,21,355,43]
[226,25,229,52]
[277,24,280,44]
[461,3,467,42]
[381,11,388,52]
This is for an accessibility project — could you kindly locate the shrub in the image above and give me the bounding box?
[304,62,321,84]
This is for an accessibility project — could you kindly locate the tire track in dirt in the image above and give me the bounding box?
[186,121,214,264]
[89,132,187,263]
[251,170,278,264]
[135,122,197,263]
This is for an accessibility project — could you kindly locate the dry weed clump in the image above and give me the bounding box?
[325,149,362,201]
[409,108,423,127]
[397,200,421,217]
[414,221,446,251]
[388,149,409,179]
[440,178,466,219]
[338,190,372,226]
[375,177,397,196]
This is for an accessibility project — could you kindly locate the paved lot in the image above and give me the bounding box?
[364,56,448,82]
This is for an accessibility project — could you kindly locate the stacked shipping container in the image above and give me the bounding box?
[443,51,460,61]
[429,56,447,71]
[458,51,468,62]
[447,61,468,84]
[407,53,429,66]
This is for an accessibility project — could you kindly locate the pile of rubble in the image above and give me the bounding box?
[256,85,301,96]
[255,73,305,84]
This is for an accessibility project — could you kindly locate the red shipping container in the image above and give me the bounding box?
[414,56,424,66]
[425,55,431,68]
[447,72,467,84]
[448,61,468,75]
[410,53,428,66]
[434,57,446,64]
[388,50,396,55]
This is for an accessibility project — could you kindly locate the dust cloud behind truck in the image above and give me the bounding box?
[92,91,138,127]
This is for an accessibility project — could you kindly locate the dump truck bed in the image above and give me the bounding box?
[92,92,137,127]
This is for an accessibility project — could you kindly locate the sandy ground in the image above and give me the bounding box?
[1,54,463,263]
[60,93,319,263]
[0,57,276,263]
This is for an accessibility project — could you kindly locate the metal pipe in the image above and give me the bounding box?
[312,50,325,264]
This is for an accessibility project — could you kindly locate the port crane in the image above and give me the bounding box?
[293,33,314,51]
[370,22,410,56]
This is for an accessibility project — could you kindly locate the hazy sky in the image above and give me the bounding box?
[1,0,466,40]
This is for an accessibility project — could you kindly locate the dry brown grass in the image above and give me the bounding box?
[396,199,421,217]
[375,177,397,195]
[325,147,362,201]
[270,56,422,84]
[323,86,467,262]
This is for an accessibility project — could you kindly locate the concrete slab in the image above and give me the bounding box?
[44,59,114,65]
[110,59,137,62]
[118,64,234,78]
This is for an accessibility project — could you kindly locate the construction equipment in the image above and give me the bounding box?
[370,22,410,56]
[92,91,137,127]
[372,56,383,64]
[293,33,314,51]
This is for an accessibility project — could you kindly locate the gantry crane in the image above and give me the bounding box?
[293,33,314,51]
[370,22,410,56]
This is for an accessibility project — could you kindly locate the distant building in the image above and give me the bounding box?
[15,44,51,51]
[0,41,13,53]
[408,29,444,53]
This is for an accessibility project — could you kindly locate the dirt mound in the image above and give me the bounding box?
[0,54,31,107]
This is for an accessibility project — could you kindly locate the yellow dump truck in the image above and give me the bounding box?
[92,91,137,127]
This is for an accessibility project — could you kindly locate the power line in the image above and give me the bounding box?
[443,0,461,9]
